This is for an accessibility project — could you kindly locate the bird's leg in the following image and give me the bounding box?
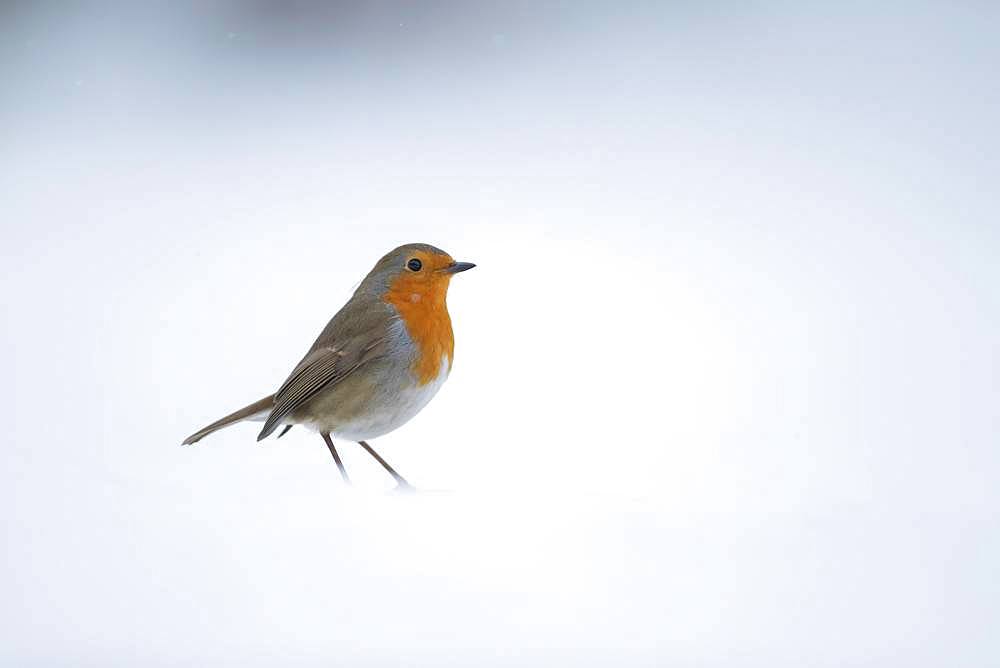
[321,432,350,483]
[357,440,412,490]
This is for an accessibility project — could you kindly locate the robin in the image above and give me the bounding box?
[182,243,475,488]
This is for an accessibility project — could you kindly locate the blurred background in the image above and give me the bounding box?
[2,2,998,665]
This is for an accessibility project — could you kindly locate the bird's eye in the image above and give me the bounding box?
[407,258,422,272]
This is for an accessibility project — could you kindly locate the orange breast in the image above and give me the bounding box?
[384,276,455,385]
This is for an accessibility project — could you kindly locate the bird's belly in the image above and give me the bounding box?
[328,356,450,441]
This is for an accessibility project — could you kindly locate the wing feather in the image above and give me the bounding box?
[257,335,388,441]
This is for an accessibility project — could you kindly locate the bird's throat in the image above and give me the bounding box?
[384,281,455,385]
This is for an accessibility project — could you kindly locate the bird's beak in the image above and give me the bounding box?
[439,261,476,275]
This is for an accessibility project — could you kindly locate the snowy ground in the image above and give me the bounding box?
[3,467,996,665]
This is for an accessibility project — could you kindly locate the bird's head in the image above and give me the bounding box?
[360,243,475,307]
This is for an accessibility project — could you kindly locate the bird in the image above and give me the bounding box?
[181,243,475,488]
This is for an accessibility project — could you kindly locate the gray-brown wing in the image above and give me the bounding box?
[257,336,387,441]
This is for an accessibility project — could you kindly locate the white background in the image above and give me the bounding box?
[2,3,998,665]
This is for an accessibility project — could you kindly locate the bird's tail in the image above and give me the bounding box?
[182,394,275,445]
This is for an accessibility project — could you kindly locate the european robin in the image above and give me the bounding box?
[182,243,475,488]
